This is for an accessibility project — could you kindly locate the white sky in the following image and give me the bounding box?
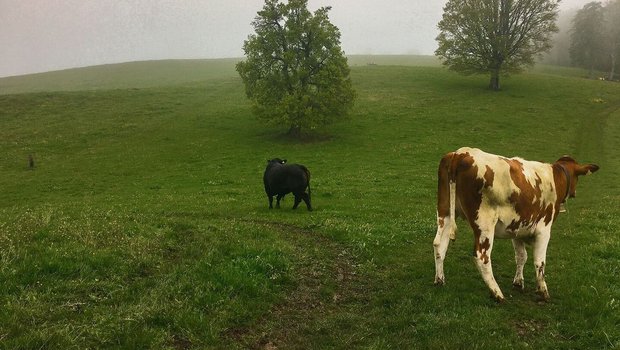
[0,0,594,77]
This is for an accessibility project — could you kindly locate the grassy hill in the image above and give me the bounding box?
[0,57,619,348]
[0,59,240,95]
[0,55,441,95]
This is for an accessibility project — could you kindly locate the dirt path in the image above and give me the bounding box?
[224,220,367,349]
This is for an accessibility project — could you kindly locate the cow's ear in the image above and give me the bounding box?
[577,164,599,176]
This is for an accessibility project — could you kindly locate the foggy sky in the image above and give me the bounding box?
[0,0,594,77]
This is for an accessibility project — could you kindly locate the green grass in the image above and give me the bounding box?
[0,59,240,95]
[1,57,619,349]
[0,55,440,95]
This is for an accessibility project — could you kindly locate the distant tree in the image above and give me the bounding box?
[236,0,355,137]
[569,2,606,77]
[604,0,620,80]
[541,8,578,67]
[435,0,560,90]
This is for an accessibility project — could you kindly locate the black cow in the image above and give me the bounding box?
[263,158,312,211]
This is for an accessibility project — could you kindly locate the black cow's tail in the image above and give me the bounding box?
[300,165,311,196]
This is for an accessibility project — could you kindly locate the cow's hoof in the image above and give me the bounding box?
[536,290,550,302]
[512,281,525,291]
[490,289,506,303]
[434,277,445,286]
[491,294,506,303]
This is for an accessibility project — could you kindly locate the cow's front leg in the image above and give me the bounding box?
[474,227,504,302]
[268,195,274,209]
[276,194,284,209]
[512,239,527,290]
[533,229,551,301]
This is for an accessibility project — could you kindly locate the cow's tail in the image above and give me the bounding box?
[436,152,458,242]
[300,165,311,198]
[434,151,458,285]
[448,153,459,241]
[448,176,456,241]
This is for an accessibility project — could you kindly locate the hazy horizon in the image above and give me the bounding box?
[1,0,594,78]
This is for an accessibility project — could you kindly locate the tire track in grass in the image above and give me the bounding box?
[562,102,620,349]
[572,94,620,164]
[224,219,367,349]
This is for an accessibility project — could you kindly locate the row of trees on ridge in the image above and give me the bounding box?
[569,0,620,80]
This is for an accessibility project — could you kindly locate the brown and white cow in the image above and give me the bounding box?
[433,147,599,302]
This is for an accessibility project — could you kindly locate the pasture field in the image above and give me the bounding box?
[1,57,619,349]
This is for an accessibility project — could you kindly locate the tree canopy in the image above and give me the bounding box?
[435,0,560,90]
[569,2,607,76]
[236,0,355,137]
[569,0,620,80]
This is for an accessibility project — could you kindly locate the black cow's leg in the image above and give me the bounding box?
[302,192,312,211]
[268,195,274,209]
[276,194,284,208]
[292,194,301,209]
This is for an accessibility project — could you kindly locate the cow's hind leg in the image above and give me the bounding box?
[301,192,312,211]
[292,194,301,209]
[268,195,274,209]
[533,228,551,301]
[512,239,527,290]
[473,221,504,302]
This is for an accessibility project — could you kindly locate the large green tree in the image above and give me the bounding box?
[236,0,355,137]
[569,2,607,77]
[435,0,560,90]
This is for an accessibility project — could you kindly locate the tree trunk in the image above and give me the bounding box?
[489,69,501,91]
[287,125,302,138]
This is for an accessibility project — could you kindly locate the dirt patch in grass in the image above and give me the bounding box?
[514,319,547,338]
[224,220,366,349]
[168,334,193,350]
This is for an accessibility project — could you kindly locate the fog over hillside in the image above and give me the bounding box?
[0,0,594,77]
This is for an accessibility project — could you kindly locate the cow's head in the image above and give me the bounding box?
[267,158,287,165]
[266,158,287,171]
[555,156,599,198]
